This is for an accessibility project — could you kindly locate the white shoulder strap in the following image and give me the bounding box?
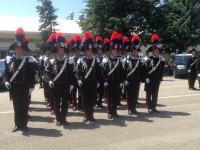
[53,58,67,82]
[148,59,161,74]
[84,57,95,79]
[10,57,26,83]
[190,58,197,67]
[108,59,119,76]
[127,60,139,77]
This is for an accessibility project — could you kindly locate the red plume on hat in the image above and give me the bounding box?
[74,34,81,45]
[122,36,130,51]
[151,34,159,45]
[103,38,110,51]
[131,34,141,49]
[70,36,75,46]
[118,34,123,45]
[96,36,102,47]
[111,31,119,48]
[83,32,93,50]
[104,38,110,45]
[66,39,71,47]
[49,33,56,44]
[56,32,65,43]
[14,27,25,42]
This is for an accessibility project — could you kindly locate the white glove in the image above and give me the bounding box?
[49,81,54,88]
[124,80,129,86]
[120,83,123,88]
[97,83,100,88]
[104,82,108,87]
[188,69,191,73]
[29,88,34,96]
[77,80,83,87]
[198,74,200,77]
[145,78,150,84]
[5,82,11,89]
[70,85,74,93]
[42,76,45,80]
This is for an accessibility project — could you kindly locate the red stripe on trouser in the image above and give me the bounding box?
[146,92,149,109]
[188,79,190,87]
[72,90,75,104]
[126,93,128,109]
[54,98,56,113]
[81,90,85,117]
[198,77,200,84]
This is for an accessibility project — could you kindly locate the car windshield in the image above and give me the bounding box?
[175,56,190,63]
[0,61,5,71]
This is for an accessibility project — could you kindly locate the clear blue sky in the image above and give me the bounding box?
[0,0,86,20]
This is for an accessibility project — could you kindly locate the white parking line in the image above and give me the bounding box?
[0,111,14,114]
[159,93,200,99]
[0,94,200,114]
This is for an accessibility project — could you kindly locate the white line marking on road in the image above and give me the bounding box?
[0,111,14,114]
[159,93,200,99]
[0,94,200,114]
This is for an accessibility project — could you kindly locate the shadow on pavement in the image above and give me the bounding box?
[135,110,191,119]
[29,107,50,112]
[64,122,100,130]
[31,101,47,105]
[121,114,154,123]
[29,115,54,123]
[22,128,63,137]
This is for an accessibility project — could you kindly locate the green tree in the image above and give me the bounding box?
[36,0,59,42]
[79,0,200,53]
[159,0,200,53]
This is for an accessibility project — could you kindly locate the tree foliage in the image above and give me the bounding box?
[36,0,59,42]
[79,0,200,53]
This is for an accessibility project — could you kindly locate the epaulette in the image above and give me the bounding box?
[159,55,165,61]
[5,56,12,64]
[68,57,74,64]
[50,58,55,65]
[102,57,108,64]
[77,58,83,64]
[44,56,48,62]
[28,56,37,63]
[95,57,100,63]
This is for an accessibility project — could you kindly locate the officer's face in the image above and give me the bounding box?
[86,49,93,58]
[97,48,102,55]
[131,50,138,57]
[111,49,117,57]
[152,48,160,57]
[15,47,24,57]
[57,48,65,57]
[75,50,81,57]
[192,51,197,56]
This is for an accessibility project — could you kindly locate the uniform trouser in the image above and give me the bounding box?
[48,86,54,111]
[106,80,120,115]
[96,83,104,106]
[53,83,69,122]
[81,81,97,119]
[188,73,197,88]
[127,80,140,111]
[117,86,123,105]
[146,78,160,110]
[43,81,48,100]
[10,84,29,127]
[72,86,82,108]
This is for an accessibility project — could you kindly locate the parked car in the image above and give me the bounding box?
[168,54,192,78]
[0,59,6,88]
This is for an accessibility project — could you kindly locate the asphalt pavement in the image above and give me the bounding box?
[0,76,200,150]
